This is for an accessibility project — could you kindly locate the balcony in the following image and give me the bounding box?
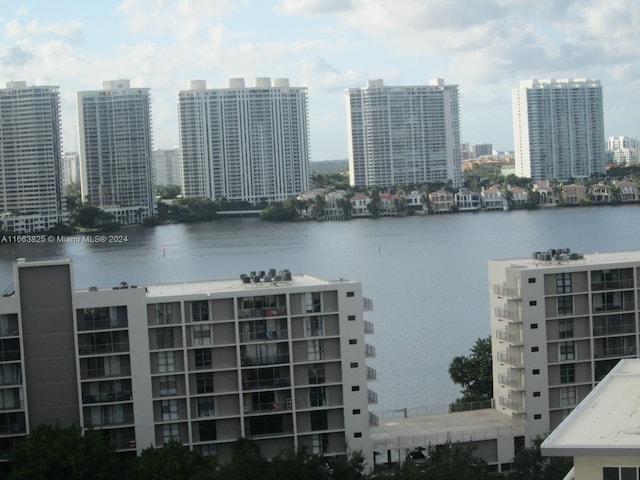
[369,411,379,427]
[238,306,287,320]
[495,327,523,345]
[240,328,288,343]
[494,307,521,322]
[368,389,378,404]
[592,301,635,313]
[366,366,377,381]
[497,350,523,368]
[363,297,374,312]
[591,279,634,291]
[364,320,375,335]
[498,373,524,390]
[240,353,290,367]
[493,284,521,299]
[365,343,375,358]
[594,345,637,359]
[498,395,524,413]
[242,376,291,391]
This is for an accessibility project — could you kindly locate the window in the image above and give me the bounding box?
[161,399,178,420]
[559,319,574,339]
[156,328,174,349]
[197,397,215,417]
[155,303,174,325]
[528,278,536,284]
[353,409,361,414]
[532,369,540,375]
[305,316,324,337]
[560,386,576,407]
[162,423,180,443]
[559,341,576,361]
[157,351,175,373]
[310,411,328,431]
[198,420,217,441]
[533,414,542,420]
[192,325,212,346]
[529,300,537,306]
[159,376,177,396]
[533,391,541,397]
[311,433,329,454]
[351,386,360,391]
[307,340,324,361]
[347,315,356,321]
[310,387,326,407]
[556,273,572,294]
[194,349,212,369]
[350,362,358,368]
[531,323,538,329]
[354,432,362,438]
[560,363,575,384]
[196,373,214,393]
[308,365,325,384]
[531,346,539,352]
[557,296,573,316]
[192,301,209,322]
[349,339,357,345]
[346,291,355,297]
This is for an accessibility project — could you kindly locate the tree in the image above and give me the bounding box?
[422,442,489,480]
[136,439,218,480]
[155,185,182,200]
[218,438,268,480]
[9,423,121,480]
[312,194,327,220]
[448,337,492,403]
[265,447,329,480]
[261,199,299,221]
[368,189,382,218]
[509,437,572,480]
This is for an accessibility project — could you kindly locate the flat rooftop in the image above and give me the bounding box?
[491,249,640,270]
[371,408,521,451]
[542,359,640,456]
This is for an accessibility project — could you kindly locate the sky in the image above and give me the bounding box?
[1,0,639,161]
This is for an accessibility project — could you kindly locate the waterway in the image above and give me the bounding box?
[1,205,639,411]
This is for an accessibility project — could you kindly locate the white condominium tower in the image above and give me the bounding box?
[345,79,462,188]
[178,78,310,204]
[0,81,66,233]
[77,80,154,224]
[512,79,606,182]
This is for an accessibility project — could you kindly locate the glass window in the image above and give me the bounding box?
[560,364,575,384]
[159,376,177,396]
[196,373,214,393]
[156,328,174,349]
[556,273,572,294]
[557,296,573,316]
[161,399,178,420]
[305,316,324,337]
[310,387,326,407]
[194,349,212,369]
[157,351,175,373]
[162,423,180,443]
[192,325,212,346]
[559,319,574,339]
[308,365,325,384]
[560,386,576,407]
[192,301,209,322]
[307,340,324,361]
[197,397,215,417]
[559,341,576,361]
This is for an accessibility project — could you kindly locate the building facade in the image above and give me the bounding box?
[0,81,66,233]
[0,259,375,465]
[346,79,462,188]
[178,78,310,204]
[512,79,606,182]
[151,148,181,187]
[77,80,155,224]
[489,249,640,442]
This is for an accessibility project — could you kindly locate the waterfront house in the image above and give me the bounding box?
[562,184,588,205]
[454,188,481,211]
[481,186,508,211]
[613,180,638,203]
[405,191,427,214]
[323,191,347,220]
[428,190,454,214]
[508,186,528,207]
[589,183,612,204]
[533,180,560,207]
[350,194,371,217]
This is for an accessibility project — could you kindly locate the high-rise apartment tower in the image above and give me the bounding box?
[512,79,605,181]
[77,80,155,224]
[346,79,462,188]
[178,78,310,204]
[0,81,66,233]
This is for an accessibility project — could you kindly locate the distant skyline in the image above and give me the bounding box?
[1,1,638,161]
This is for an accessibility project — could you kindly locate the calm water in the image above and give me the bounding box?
[2,205,640,411]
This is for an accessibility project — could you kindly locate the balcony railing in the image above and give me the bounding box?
[240,354,290,367]
[78,341,130,356]
[591,279,634,291]
[493,284,521,299]
[77,317,128,331]
[242,377,291,390]
[368,389,378,404]
[369,411,379,427]
[82,391,133,404]
[363,297,374,312]
[497,351,523,368]
[494,307,521,321]
[592,302,635,313]
[364,320,375,334]
[594,346,637,359]
[243,400,292,414]
[240,328,288,343]
[498,395,524,413]
[495,327,522,345]
[365,343,375,358]
[498,373,524,390]
[366,366,377,381]
[238,307,287,319]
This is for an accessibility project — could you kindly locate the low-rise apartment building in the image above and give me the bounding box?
[0,259,376,464]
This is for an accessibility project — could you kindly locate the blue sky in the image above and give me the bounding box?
[1,0,639,160]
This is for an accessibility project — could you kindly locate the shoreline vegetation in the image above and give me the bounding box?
[2,164,640,237]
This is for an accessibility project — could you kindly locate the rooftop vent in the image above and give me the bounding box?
[240,268,292,285]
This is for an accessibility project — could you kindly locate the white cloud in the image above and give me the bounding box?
[4,19,84,41]
[275,0,353,15]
